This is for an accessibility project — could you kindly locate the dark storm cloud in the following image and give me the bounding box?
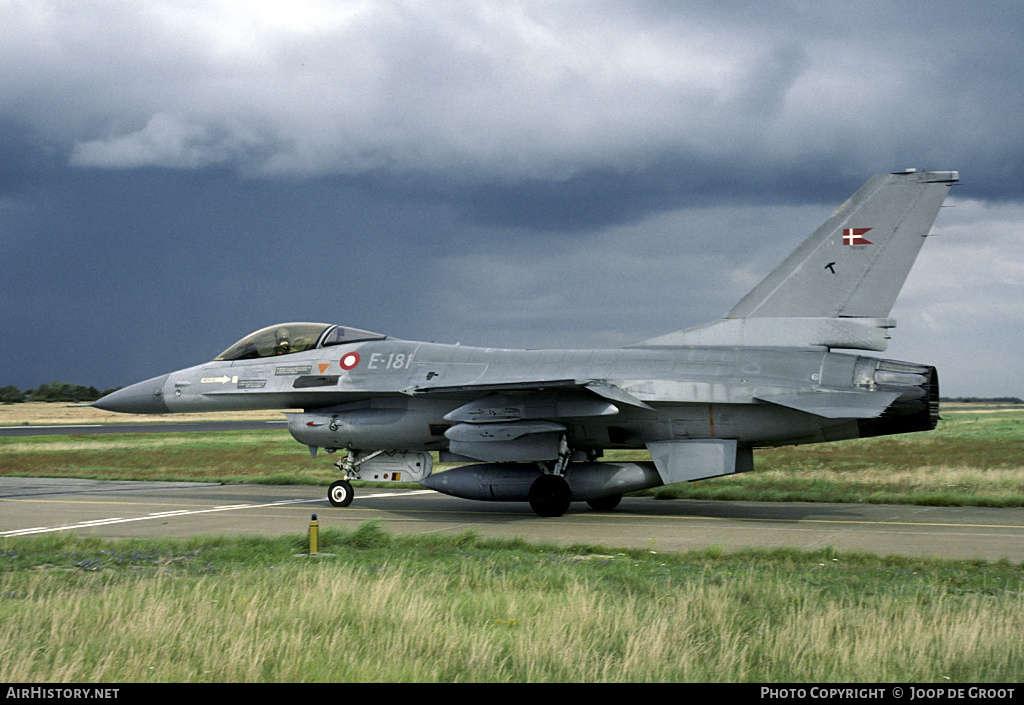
[2,1,1023,397]
[7,1,1006,193]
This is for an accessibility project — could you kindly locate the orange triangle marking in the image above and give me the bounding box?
[318,363,330,373]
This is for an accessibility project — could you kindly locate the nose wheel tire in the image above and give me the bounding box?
[328,479,354,507]
[528,474,572,517]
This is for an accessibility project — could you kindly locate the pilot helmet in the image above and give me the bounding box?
[275,328,291,352]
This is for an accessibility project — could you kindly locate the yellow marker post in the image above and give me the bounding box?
[309,514,319,556]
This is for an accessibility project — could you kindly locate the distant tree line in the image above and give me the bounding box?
[940,396,1023,404]
[0,382,121,404]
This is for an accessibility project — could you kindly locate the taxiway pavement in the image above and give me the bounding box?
[2,477,1022,562]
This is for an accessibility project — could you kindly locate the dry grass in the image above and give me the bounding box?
[0,402,290,426]
[2,554,1021,682]
[1,436,215,454]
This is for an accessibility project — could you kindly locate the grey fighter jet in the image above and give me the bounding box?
[94,169,959,516]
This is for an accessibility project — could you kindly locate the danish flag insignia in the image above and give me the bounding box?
[843,228,873,245]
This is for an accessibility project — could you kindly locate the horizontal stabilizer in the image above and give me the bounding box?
[639,316,896,351]
[755,390,901,419]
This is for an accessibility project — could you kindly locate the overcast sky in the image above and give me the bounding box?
[3,1,1023,398]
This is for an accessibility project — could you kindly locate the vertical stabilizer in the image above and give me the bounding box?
[639,170,958,350]
[727,169,958,319]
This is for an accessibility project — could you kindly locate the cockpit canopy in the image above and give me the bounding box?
[215,323,386,361]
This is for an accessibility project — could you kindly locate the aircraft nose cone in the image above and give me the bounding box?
[92,374,171,414]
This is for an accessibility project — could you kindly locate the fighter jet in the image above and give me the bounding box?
[94,169,958,516]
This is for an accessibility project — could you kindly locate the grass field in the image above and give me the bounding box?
[2,525,1022,682]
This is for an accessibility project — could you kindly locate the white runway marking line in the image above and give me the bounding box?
[352,490,435,500]
[0,489,435,537]
[0,424,104,429]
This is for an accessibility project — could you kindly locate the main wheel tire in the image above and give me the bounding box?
[586,493,622,511]
[528,474,572,517]
[328,480,354,507]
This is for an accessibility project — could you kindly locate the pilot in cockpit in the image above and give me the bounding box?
[273,328,292,355]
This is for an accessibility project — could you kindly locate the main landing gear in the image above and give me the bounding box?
[528,474,572,517]
[525,437,622,517]
[527,436,574,517]
[527,475,623,516]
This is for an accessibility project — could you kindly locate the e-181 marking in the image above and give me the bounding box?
[367,352,413,370]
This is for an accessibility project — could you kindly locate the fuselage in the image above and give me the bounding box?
[97,333,937,456]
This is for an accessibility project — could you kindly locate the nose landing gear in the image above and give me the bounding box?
[327,479,354,508]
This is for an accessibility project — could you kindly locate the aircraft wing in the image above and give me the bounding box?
[406,378,654,410]
[405,378,580,395]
